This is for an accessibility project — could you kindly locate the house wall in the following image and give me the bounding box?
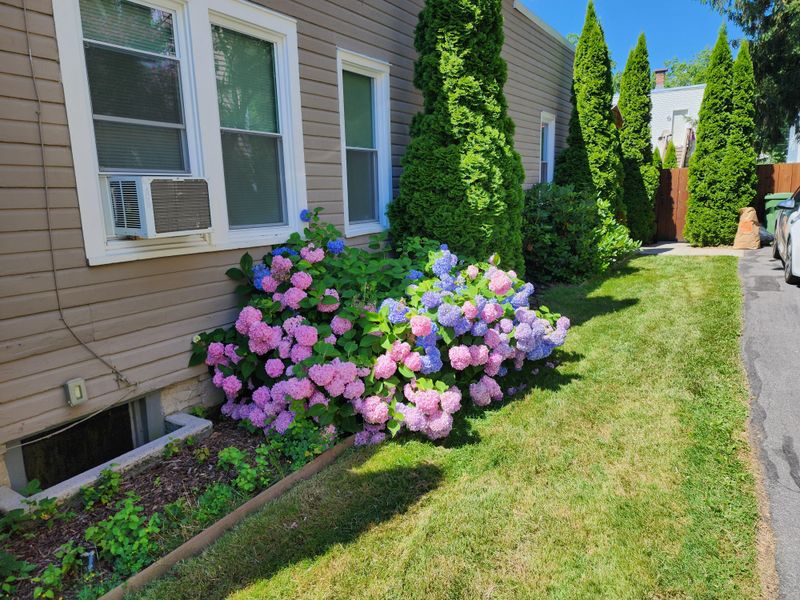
[650,84,705,153]
[0,0,573,448]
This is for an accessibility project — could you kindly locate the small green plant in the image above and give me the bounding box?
[185,435,196,447]
[32,541,84,599]
[0,550,34,597]
[84,493,161,576]
[162,498,189,524]
[81,467,121,509]
[193,446,211,465]
[217,447,259,493]
[162,440,182,459]
[0,508,30,537]
[195,483,239,525]
[23,496,74,529]
[264,419,336,472]
[189,405,207,419]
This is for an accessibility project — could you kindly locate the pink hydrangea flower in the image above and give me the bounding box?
[265,358,285,378]
[212,368,224,387]
[286,377,314,400]
[272,410,294,434]
[290,271,313,290]
[282,316,303,336]
[270,255,293,279]
[484,352,503,376]
[283,287,308,310]
[448,345,471,371]
[309,363,335,387]
[500,318,514,333]
[484,328,501,349]
[466,265,479,279]
[278,338,292,359]
[248,322,282,355]
[253,386,271,408]
[403,351,422,372]
[224,344,241,365]
[481,302,504,323]
[389,341,411,362]
[462,301,478,320]
[373,354,397,379]
[261,275,279,293]
[309,391,328,407]
[414,390,440,415]
[410,315,432,337]
[222,375,242,399]
[489,271,513,295]
[290,343,313,363]
[205,342,225,366]
[294,325,318,347]
[235,306,262,335]
[440,387,462,414]
[400,404,426,432]
[361,396,389,425]
[317,289,340,313]
[344,379,365,400]
[248,406,267,428]
[469,345,489,366]
[425,410,453,440]
[300,245,325,263]
[469,380,492,406]
[331,316,352,335]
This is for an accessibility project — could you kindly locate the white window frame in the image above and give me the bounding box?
[336,49,391,238]
[53,0,307,265]
[540,111,556,183]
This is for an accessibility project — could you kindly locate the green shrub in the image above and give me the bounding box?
[388,0,525,273]
[594,197,640,270]
[662,139,678,168]
[81,467,121,509]
[618,33,658,242]
[653,145,663,169]
[685,25,734,246]
[522,183,599,283]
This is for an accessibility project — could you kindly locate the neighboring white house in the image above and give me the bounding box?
[613,69,705,167]
[787,125,800,162]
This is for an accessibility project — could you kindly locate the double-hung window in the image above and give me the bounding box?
[53,0,307,265]
[540,112,556,183]
[337,50,391,237]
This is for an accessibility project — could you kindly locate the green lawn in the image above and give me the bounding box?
[136,256,760,600]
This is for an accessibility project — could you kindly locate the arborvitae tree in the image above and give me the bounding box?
[662,139,678,168]
[653,145,663,170]
[388,0,525,272]
[618,33,657,242]
[684,25,734,246]
[719,41,758,237]
[555,1,625,222]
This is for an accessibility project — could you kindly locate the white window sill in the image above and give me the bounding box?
[345,221,386,239]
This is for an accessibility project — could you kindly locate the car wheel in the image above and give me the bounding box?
[786,238,800,285]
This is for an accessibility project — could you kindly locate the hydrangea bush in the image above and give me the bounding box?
[190,209,570,445]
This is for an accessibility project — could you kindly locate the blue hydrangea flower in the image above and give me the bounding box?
[498,367,508,377]
[416,322,439,349]
[421,291,443,310]
[473,295,487,314]
[380,298,409,324]
[326,239,345,255]
[453,317,472,336]
[436,303,462,328]
[420,346,443,374]
[436,273,457,292]
[471,321,489,337]
[439,244,449,251]
[526,340,555,362]
[406,270,424,280]
[432,251,457,278]
[271,246,298,256]
[252,263,271,290]
[300,209,312,222]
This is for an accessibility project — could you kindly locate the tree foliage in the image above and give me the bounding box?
[662,140,678,168]
[661,48,712,88]
[388,0,525,272]
[702,0,800,149]
[684,26,735,246]
[555,1,625,222]
[618,34,658,242]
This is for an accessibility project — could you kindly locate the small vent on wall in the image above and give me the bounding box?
[109,179,141,230]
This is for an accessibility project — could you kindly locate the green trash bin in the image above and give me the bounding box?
[764,192,793,235]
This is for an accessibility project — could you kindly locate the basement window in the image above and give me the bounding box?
[5,396,163,493]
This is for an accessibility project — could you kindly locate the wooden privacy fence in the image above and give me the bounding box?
[655,162,800,241]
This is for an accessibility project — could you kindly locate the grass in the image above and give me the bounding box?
[135,256,760,600]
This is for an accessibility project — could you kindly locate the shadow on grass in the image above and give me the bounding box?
[143,456,442,600]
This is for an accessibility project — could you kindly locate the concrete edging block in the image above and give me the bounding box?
[0,413,212,513]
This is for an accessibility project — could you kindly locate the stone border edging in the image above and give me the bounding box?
[99,435,354,600]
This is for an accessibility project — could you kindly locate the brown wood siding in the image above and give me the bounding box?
[0,0,573,444]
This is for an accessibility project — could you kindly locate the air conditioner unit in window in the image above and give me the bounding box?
[104,176,212,239]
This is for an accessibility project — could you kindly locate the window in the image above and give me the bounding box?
[53,0,307,264]
[540,112,556,183]
[337,50,391,237]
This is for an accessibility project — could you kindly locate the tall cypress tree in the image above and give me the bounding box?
[618,33,657,242]
[663,140,678,168]
[388,0,525,272]
[720,41,758,237]
[555,2,625,221]
[653,145,663,170]
[684,25,734,246]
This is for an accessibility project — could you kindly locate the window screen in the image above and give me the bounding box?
[213,25,285,228]
[80,0,187,172]
[342,70,377,223]
[540,122,551,183]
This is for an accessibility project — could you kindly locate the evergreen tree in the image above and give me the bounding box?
[684,25,733,246]
[388,0,525,272]
[719,41,758,237]
[555,1,625,222]
[662,140,678,168]
[653,145,663,169]
[618,33,658,242]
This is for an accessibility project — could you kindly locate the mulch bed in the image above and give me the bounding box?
[3,417,290,599]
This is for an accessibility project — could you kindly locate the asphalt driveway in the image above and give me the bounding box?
[741,246,800,598]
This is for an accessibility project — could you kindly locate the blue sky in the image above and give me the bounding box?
[520,0,745,73]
